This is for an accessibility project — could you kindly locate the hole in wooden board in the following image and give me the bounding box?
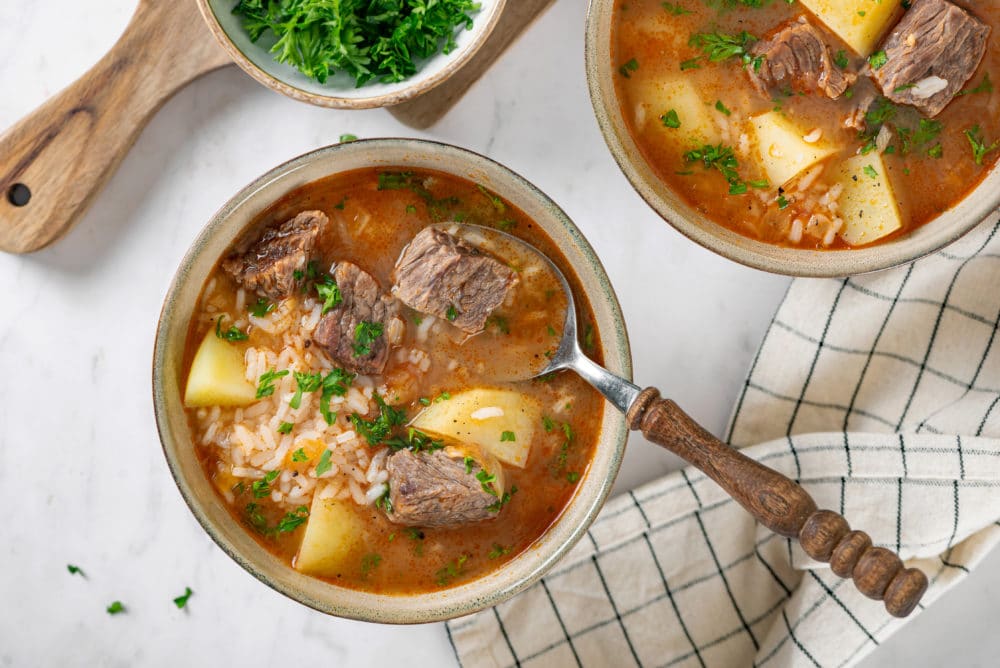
[7,183,31,207]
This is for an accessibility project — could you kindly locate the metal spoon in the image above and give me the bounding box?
[453,224,928,618]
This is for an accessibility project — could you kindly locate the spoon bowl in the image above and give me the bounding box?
[451,223,929,619]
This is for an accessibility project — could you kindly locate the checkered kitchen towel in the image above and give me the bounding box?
[446,212,1000,668]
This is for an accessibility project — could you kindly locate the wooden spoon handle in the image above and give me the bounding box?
[0,0,231,254]
[627,388,928,618]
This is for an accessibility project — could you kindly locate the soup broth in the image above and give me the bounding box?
[183,167,605,594]
[613,0,999,249]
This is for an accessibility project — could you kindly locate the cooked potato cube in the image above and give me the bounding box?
[413,389,541,468]
[799,0,903,56]
[834,154,903,246]
[751,111,839,187]
[183,330,257,407]
[631,77,722,146]
[295,496,367,577]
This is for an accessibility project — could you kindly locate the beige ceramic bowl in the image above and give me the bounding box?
[153,138,632,623]
[585,0,1000,277]
[196,0,505,109]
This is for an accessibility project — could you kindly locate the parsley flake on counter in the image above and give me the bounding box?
[173,587,194,609]
[106,601,125,615]
[67,564,85,577]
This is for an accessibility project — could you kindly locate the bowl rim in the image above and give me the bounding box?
[152,138,633,623]
[584,0,1000,278]
[195,0,507,110]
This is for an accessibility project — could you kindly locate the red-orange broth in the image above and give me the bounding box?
[183,168,605,593]
[612,0,999,249]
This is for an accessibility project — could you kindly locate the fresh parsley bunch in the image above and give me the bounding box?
[233,0,481,87]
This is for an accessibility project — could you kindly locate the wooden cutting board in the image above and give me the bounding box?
[0,0,558,254]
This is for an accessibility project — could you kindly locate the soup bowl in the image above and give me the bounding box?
[585,0,1000,277]
[196,0,506,109]
[152,138,632,623]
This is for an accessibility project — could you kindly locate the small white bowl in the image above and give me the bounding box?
[197,0,506,109]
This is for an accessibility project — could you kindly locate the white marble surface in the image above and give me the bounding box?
[1,2,998,666]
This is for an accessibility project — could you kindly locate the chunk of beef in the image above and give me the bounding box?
[312,262,402,375]
[749,17,856,99]
[385,449,498,528]
[393,227,517,334]
[222,211,327,300]
[872,0,990,117]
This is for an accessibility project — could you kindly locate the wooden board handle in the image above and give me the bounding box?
[0,0,231,254]
[627,388,928,618]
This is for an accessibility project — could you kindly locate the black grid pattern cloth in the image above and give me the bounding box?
[446,213,1000,668]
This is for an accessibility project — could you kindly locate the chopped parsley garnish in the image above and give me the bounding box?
[542,416,555,432]
[106,601,125,615]
[486,485,517,513]
[661,109,682,129]
[384,427,445,453]
[965,125,999,165]
[215,315,248,342]
[567,472,580,483]
[350,394,407,445]
[315,450,333,476]
[252,470,280,498]
[435,391,452,403]
[435,554,469,586]
[927,144,943,159]
[715,100,732,116]
[487,315,510,334]
[353,321,384,357]
[689,31,759,68]
[684,143,751,195]
[278,422,294,435]
[487,543,510,559]
[250,297,276,318]
[959,72,993,96]
[173,587,194,609]
[67,564,85,577]
[680,58,702,71]
[316,276,343,314]
[375,486,393,513]
[464,456,475,474]
[446,305,458,322]
[319,367,354,425]
[863,164,879,180]
[619,58,639,78]
[868,50,888,70]
[477,184,506,213]
[339,134,358,143]
[912,118,943,147]
[290,371,324,409]
[834,50,849,69]
[361,553,382,576]
[291,448,309,462]
[777,194,790,210]
[893,83,916,93]
[476,469,498,495]
[232,0,480,86]
[662,2,692,15]
[256,369,289,399]
[276,506,310,533]
[500,431,516,442]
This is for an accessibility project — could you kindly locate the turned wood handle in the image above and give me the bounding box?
[627,388,928,618]
[0,0,231,254]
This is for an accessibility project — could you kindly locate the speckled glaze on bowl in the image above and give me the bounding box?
[153,139,632,623]
[197,0,505,110]
[585,0,1000,277]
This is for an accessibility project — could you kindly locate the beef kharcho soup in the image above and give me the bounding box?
[613,0,999,248]
[182,167,605,593]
